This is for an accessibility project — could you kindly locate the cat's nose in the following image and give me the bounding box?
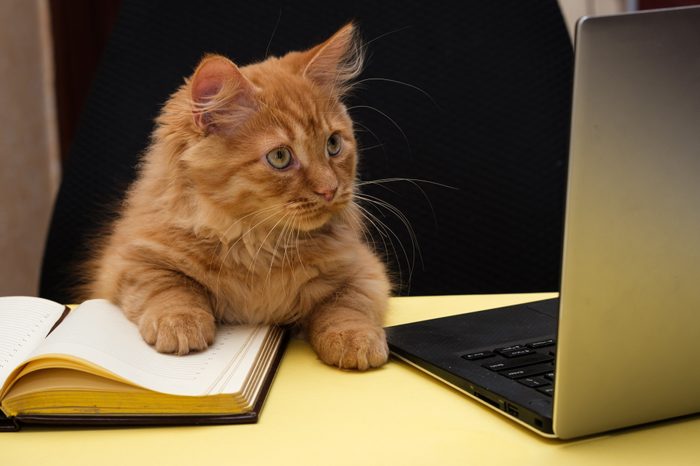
[314,187,337,202]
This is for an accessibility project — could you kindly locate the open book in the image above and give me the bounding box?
[0,297,287,431]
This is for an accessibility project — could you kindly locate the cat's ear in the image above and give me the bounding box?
[302,23,364,95]
[190,55,258,134]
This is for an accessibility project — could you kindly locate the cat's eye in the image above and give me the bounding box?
[327,133,342,157]
[266,147,293,169]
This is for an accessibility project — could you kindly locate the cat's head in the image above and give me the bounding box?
[160,23,364,234]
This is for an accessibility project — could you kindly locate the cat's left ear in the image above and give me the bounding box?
[302,23,364,95]
[190,55,258,134]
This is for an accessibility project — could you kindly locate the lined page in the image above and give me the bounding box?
[27,299,270,396]
[217,326,279,395]
[0,297,66,387]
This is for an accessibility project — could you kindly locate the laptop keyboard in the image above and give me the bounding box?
[462,339,557,397]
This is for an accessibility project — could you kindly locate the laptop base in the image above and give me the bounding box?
[386,299,559,435]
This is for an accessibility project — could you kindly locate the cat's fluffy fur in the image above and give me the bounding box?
[83,24,391,370]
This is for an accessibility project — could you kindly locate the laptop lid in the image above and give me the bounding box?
[554,7,700,439]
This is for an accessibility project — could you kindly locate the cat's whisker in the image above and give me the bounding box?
[267,215,287,271]
[293,215,309,277]
[246,211,292,286]
[281,215,296,271]
[264,9,283,58]
[208,203,289,292]
[275,210,295,272]
[345,205,374,249]
[357,177,458,232]
[354,202,405,289]
[353,121,381,142]
[347,104,411,155]
[214,205,288,299]
[278,216,292,282]
[280,213,298,276]
[264,211,293,293]
[217,204,288,256]
[361,25,412,50]
[214,203,288,255]
[353,77,439,109]
[356,177,457,190]
[354,193,421,293]
[286,216,298,269]
[353,121,386,157]
[353,202,393,256]
[356,192,420,269]
[355,205,390,240]
[357,143,384,152]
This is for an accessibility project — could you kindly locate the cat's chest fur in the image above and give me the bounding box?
[205,222,353,325]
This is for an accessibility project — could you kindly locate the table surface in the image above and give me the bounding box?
[3,293,700,465]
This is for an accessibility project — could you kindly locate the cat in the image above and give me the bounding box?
[82,23,391,370]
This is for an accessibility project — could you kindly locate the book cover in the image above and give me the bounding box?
[0,297,287,431]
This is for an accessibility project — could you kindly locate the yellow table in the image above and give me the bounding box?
[3,293,700,465]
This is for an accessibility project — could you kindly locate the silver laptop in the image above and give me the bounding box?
[385,6,700,439]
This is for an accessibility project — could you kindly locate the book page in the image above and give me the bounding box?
[0,297,66,387]
[25,299,270,397]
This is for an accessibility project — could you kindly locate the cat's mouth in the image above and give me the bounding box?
[295,207,336,230]
[290,198,350,231]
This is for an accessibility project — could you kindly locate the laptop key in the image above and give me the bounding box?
[501,362,554,379]
[500,348,534,358]
[482,352,553,371]
[545,372,555,380]
[518,377,550,388]
[462,351,496,361]
[537,386,555,397]
[483,361,508,371]
[526,339,556,349]
[494,345,526,355]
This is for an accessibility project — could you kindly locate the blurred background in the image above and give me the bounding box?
[1,0,697,297]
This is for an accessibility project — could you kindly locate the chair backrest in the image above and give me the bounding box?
[40,0,573,302]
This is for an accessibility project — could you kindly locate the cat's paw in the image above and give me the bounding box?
[139,307,216,355]
[313,323,389,371]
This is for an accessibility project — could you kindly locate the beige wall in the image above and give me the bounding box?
[559,0,629,39]
[0,0,59,296]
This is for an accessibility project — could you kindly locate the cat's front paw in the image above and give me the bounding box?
[139,307,216,355]
[313,323,389,371]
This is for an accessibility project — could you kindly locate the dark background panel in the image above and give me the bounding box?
[42,0,574,302]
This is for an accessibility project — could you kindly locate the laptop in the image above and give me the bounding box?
[385,6,700,439]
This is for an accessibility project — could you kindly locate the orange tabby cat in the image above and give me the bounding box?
[83,24,391,370]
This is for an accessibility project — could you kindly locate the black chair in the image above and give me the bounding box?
[40,0,573,302]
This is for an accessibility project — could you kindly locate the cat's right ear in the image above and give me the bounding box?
[190,55,258,134]
[301,23,364,96]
